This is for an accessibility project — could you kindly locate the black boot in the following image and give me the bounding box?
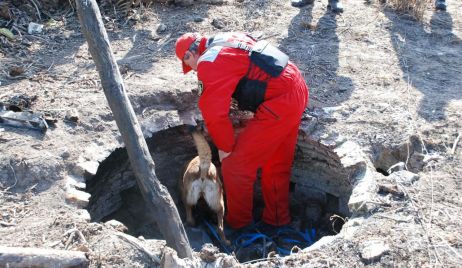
[435,0,446,11]
[328,0,344,13]
[291,0,315,8]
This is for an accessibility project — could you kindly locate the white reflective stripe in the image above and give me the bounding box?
[198,46,222,64]
[208,32,252,52]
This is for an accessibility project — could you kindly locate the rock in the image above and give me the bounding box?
[60,150,71,159]
[199,243,219,262]
[389,170,419,186]
[156,23,167,34]
[105,219,128,233]
[149,33,161,41]
[65,109,79,123]
[348,169,378,214]
[360,239,390,264]
[65,188,91,208]
[193,17,204,22]
[211,18,225,29]
[76,209,91,222]
[66,175,86,190]
[378,183,404,197]
[63,30,72,39]
[74,161,99,177]
[27,22,43,34]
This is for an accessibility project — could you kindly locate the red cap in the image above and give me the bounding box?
[175,33,198,74]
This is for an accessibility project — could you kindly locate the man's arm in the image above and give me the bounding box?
[197,61,241,153]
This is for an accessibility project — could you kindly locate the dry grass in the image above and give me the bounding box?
[386,0,431,20]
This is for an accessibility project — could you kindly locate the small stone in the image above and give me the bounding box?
[211,18,225,29]
[149,33,161,41]
[360,240,390,263]
[193,17,204,22]
[28,22,43,34]
[199,243,219,262]
[65,188,91,208]
[156,23,167,34]
[61,151,71,159]
[65,109,79,123]
[105,219,128,233]
[63,30,72,39]
[389,170,419,186]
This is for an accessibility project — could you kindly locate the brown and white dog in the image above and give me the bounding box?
[179,126,229,245]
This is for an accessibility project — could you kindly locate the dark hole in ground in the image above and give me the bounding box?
[85,125,353,262]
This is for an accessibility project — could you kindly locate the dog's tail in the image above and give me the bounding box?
[191,129,212,178]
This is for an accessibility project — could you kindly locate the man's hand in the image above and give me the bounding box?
[219,150,231,162]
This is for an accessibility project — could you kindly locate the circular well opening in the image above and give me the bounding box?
[85,125,354,262]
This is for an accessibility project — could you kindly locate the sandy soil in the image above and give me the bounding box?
[1,0,461,267]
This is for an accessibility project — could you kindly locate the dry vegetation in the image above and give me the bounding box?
[386,0,431,19]
[1,0,461,267]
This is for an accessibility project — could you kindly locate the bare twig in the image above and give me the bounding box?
[5,163,17,191]
[64,230,76,250]
[27,0,42,21]
[450,133,461,155]
[375,214,411,223]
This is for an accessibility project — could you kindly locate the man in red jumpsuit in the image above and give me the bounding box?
[175,32,309,230]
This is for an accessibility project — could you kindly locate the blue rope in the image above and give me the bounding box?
[202,219,317,258]
[234,232,273,260]
[273,227,317,256]
[234,233,272,248]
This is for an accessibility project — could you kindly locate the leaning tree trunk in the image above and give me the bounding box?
[75,0,193,259]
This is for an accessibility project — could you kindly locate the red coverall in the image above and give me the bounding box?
[196,33,309,229]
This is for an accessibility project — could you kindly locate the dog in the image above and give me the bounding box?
[179,126,230,245]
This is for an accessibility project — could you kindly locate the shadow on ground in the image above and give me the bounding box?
[280,3,355,108]
[385,8,462,121]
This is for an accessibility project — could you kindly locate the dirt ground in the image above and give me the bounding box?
[1,0,461,267]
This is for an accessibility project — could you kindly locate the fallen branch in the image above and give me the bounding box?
[0,220,16,227]
[75,0,192,258]
[0,246,89,267]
